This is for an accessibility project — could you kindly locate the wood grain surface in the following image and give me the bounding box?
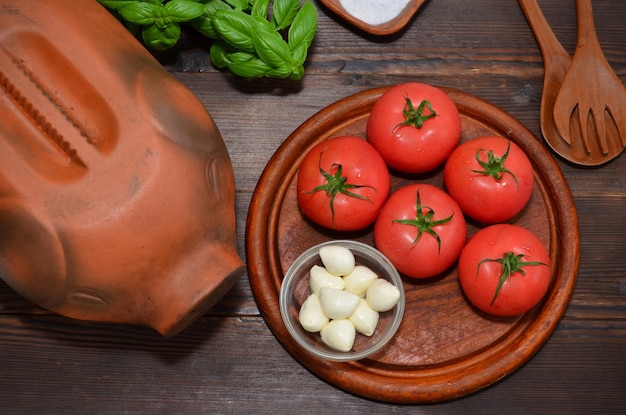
[1,0,624,413]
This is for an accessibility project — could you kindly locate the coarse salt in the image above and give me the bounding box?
[339,0,412,26]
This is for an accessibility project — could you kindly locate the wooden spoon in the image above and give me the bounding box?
[552,0,626,165]
[517,0,573,162]
[319,0,426,36]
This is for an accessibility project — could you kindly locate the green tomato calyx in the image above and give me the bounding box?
[471,140,520,190]
[392,190,453,254]
[477,252,548,306]
[395,98,437,130]
[306,148,375,227]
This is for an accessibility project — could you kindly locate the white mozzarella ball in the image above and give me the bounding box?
[349,298,380,336]
[366,279,400,312]
[309,265,345,295]
[320,319,356,352]
[298,293,329,333]
[319,245,355,276]
[319,287,360,320]
[343,265,378,297]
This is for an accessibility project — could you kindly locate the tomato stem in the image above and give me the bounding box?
[394,98,437,130]
[392,190,453,253]
[471,139,520,190]
[305,148,375,227]
[477,252,548,306]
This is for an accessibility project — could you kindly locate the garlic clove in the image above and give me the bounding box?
[349,298,379,336]
[343,265,378,297]
[298,293,329,333]
[320,319,356,352]
[319,287,360,320]
[366,278,400,312]
[319,245,355,276]
[309,264,345,295]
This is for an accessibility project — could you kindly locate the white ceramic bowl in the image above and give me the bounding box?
[279,240,405,362]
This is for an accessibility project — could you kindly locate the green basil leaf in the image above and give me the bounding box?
[212,9,256,53]
[272,0,300,30]
[251,14,278,33]
[190,0,233,39]
[288,0,316,52]
[252,27,291,68]
[164,0,205,22]
[288,65,305,80]
[290,42,307,66]
[97,0,139,11]
[101,0,315,79]
[227,57,272,78]
[190,15,217,39]
[119,2,158,25]
[251,0,270,20]
[209,41,230,68]
[141,22,181,50]
[266,66,293,79]
[201,0,233,14]
[226,51,258,64]
[210,38,273,79]
[224,0,249,10]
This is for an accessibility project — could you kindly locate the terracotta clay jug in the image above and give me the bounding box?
[0,0,245,336]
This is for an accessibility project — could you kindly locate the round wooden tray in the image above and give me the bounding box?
[245,86,579,403]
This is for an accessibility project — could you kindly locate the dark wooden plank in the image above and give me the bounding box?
[0,316,623,414]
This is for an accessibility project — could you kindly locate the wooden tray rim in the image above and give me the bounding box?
[245,86,580,403]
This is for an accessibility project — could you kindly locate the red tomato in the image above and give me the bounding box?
[458,224,551,316]
[366,82,461,174]
[443,136,534,224]
[297,135,390,231]
[373,184,466,279]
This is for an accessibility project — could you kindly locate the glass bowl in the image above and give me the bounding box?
[279,240,405,362]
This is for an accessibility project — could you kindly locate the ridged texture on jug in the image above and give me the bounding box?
[0,0,244,336]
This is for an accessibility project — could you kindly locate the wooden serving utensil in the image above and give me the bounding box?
[517,0,573,162]
[552,0,626,165]
[319,0,426,36]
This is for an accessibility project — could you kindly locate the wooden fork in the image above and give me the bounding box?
[552,0,626,164]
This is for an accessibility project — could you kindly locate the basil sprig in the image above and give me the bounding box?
[98,0,317,80]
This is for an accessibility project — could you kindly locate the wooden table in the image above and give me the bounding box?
[1,0,624,413]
